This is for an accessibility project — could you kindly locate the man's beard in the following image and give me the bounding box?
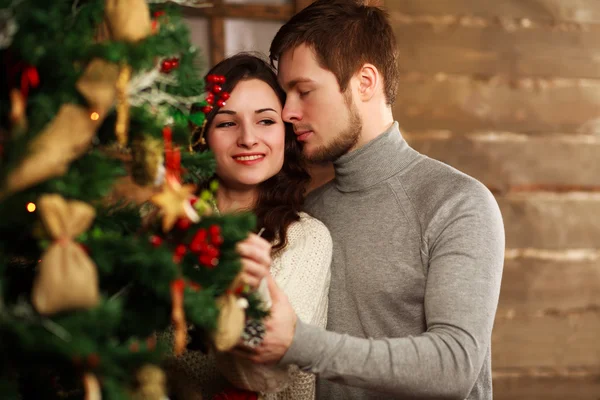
[304,91,362,163]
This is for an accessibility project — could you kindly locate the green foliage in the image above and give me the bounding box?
[0,1,259,399]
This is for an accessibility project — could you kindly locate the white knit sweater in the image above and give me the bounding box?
[165,212,332,400]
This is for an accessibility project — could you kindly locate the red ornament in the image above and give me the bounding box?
[216,99,226,108]
[202,105,213,114]
[220,92,230,101]
[217,75,226,84]
[189,197,198,206]
[150,235,163,247]
[153,10,166,18]
[212,85,223,94]
[206,96,214,105]
[151,19,159,33]
[206,74,216,83]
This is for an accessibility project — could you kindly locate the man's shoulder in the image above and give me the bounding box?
[397,155,498,223]
[304,180,335,213]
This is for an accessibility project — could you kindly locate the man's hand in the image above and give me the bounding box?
[234,275,297,364]
[236,233,272,289]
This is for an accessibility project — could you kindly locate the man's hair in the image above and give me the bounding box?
[270,0,399,105]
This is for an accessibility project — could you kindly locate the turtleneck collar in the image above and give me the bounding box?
[333,122,420,192]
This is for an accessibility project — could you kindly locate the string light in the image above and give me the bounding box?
[90,112,100,121]
[26,202,36,212]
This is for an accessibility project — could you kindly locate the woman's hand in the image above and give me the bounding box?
[235,233,272,289]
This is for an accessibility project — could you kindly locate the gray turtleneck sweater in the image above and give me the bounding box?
[280,123,505,399]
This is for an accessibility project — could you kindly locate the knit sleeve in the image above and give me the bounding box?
[215,214,332,398]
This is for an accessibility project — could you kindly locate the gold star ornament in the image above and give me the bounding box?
[151,177,199,232]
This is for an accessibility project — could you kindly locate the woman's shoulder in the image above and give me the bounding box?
[288,212,331,243]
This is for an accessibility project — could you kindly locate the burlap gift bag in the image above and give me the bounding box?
[31,194,100,315]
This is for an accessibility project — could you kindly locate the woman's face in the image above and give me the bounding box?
[208,78,286,190]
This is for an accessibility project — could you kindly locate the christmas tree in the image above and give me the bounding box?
[0,1,265,398]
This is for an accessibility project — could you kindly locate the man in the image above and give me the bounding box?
[237,1,505,399]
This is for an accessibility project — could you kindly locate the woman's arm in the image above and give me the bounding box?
[215,215,332,397]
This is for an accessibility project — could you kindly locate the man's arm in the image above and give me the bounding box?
[247,185,505,399]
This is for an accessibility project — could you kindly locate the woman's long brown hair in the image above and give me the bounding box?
[191,53,310,251]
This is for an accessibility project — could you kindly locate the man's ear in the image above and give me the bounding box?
[356,63,379,101]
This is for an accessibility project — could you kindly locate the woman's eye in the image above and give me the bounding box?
[216,121,235,128]
[259,119,276,126]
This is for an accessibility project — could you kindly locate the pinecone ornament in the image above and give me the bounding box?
[241,319,265,348]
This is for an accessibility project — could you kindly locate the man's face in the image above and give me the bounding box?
[278,44,362,163]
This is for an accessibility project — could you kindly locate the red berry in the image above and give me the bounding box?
[150,235,163,247]
[190,242,201,253]
[220,92,230,100]
[171,58,179,67]
[216,99,226,108]
[206,96,213,105]
[153,10,165,18]
[205,245,219,258]
[175,244,187,257]
[218,75,226,83]
[190,197,198,206]
[176,218,191,230]
[211,235,224,247]
[192,228,208,243]
[212,85,222,94]
[209,225,221,236]
[202,105,213,114]
[199,254,212,266]
[206,74,217,83]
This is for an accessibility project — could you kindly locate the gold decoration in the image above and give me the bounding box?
[151,177,198,232]
[170,279,187,356]
[76,59,120,117]
[1,104,100,199]
[9,88,27,134]
[131,365,167,400]
[31,194,99,315]
[115,64,132,147]
[212,292,246,352]
[83,373,101,400]
[131,136,165,186]
[104,0,152,42]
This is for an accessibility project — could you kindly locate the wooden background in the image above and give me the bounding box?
[386,0,600,398]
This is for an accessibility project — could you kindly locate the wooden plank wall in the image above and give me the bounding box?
[385,0,600,398]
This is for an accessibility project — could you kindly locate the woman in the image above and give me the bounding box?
[165,53,332,400]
